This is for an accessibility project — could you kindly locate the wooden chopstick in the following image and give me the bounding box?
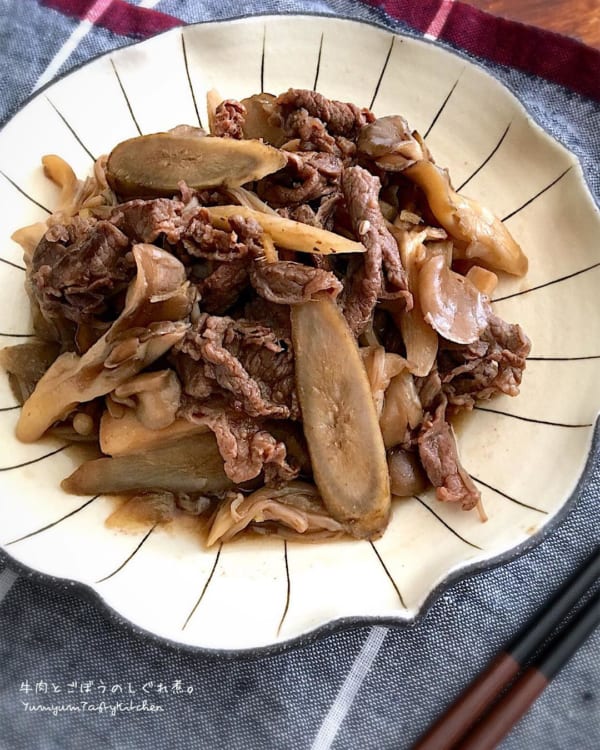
[456,589,600,750]
[413,546,600,750]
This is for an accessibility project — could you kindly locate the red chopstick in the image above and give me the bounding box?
[413,546,600,750]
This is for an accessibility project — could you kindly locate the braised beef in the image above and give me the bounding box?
[278,192,341,237]
[175,313,298,420]
[340,165,411,335]
[314,192,342,231]
[213,99,247,139]
[417,396,480,510]
[249,260,342,305]
[180,398,298,485]
[439,314,531,409]
[30,217,134,346]
[182,208,264,261]
[15,88,532,528]
[278,204,318,225]
[196,259,250,314]
[244,296,292,337]
[276,89,374,138]
[275,89,374,160]
[258,151,343,206]
[111,198,184,244]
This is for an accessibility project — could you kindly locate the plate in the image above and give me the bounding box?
[1,15,599,651]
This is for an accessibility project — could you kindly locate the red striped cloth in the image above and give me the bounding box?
[42,0,182,37]
[40,0,600,102]
[367,0,600,102]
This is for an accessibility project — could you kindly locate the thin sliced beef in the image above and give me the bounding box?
[276,193,340,232]
[182,208,264,261]
[174,355,215,400]
[341,165,411,335]
[213,99,246,139]
[180,399,298,485]
[417,396,480,510]
[244,296,292,337]
[314,192,342,231]
[276,89,374,137]
[285,109,346,156]
[112,196,261,267]
[30,217,133,343]
[275,89,374,159]
[278,204,318,226]
[258,151,343,206]
[110,198,184,244]
[249,260,342,305]
[340,167,382,335]
[180,183,232,209]
[175,313,298,420]
[439,314,531,408]
[196,259,249,314]
[345,167,411,301]
[279,194,341,241]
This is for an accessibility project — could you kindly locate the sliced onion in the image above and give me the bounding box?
[379,370,423,449]
[206,482,343,546]
[389,225,438,376]
[403,160,528,276]
[419,254,491,344]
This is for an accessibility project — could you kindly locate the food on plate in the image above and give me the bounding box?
[106,132,287,198]
[2,88,530,544]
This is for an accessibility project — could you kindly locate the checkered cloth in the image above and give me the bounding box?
[0,2,599,749]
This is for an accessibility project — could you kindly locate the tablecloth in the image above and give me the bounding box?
[0,1,599,749]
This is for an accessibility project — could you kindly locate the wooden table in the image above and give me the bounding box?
[461,0,600,49]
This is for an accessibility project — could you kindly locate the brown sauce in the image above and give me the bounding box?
[104,493,211,544]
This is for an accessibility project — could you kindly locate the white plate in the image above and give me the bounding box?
[1,15,599,651]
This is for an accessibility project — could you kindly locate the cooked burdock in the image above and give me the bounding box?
[291,298,391,539]
[63,434,232,495]
[106,132,287,199]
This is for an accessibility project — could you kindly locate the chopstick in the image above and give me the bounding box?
[456,588,600,750]
[413,546,600,750]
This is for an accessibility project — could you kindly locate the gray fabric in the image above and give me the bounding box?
[0,1,598,749]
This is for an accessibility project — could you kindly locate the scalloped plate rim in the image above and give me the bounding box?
[1,13,599,654]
